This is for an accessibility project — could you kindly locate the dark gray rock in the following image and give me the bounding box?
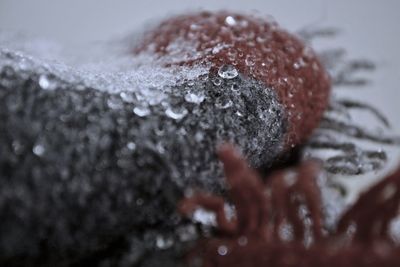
[0,48,285,266]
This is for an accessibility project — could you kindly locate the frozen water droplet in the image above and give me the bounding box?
[235,111,244,117]
[190,23,200,31]
[294,58,307,70]
[127,142,136,151]
[231,83,240,92]
[382,184,397,200]
[133,106,151,117]
[284,171,297,186]
[238,236,248,246]
[185,92,205,104]
[120,92,135,103]
[217,245,228,256]
[195,131,204,142]
[38,75,57,90]
[245,55,256,67]
[256,35,268,43]
[136,198,144,206]
[33,144,45,156]
[259,112,269,120]
[225,16,237,26]
[193,208,216,226]
[212,77,222,86]
[107,98,122,109]
[12,140,23,154]
[156,235,174,250]
[218,65,238,80]
[279,223,294,241]
[239,19,249,28]
[156,141,166,154]
[212,44,226,55]
[216,98,233,109]
[177,225,197,242]
[165,107,188,120]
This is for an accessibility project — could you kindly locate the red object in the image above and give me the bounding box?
[179,144,400,267]
[134,11,331,149]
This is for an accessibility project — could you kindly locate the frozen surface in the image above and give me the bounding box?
[1,1,400,265]
[0,22,286,265]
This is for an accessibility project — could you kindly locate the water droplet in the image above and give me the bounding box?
[120,92,135,103]
[133,106,151,117]
[156,141,166,154]
[227,49,238,58]
[212,44,226,55]
[259,112,269,120]
[218,65,238,80]
[284,171,297,186]
[245,55,256,67]
[382,184,397,201]
[156,235,174,250]
[185,92,205,104]
[177,225,197,242]
[238,236,248,246]
[231,83,240,92]
[256,35,268,43]
[165,107,188,120]
[216,98,233,109]
[195,132,204,142]
[38,75,57,90]
[107,98,122,109]
[190,24,200,31]
[127,142,136,151]
[136,198,144,206]
[294,58,307,70]
[225,16,237,26]
[193,208,216,226]
[279,223,294,241]
[217,245,228,256]
[33,144,45,156]
[212,77,222,86]
[235,111,244,117]
[12,140,23,154]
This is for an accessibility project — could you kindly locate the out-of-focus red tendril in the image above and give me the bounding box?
[179,144,400,267]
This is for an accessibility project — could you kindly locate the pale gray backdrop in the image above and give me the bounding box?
[0,0,399,129]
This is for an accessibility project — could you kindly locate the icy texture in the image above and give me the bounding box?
[0,31,285,265]
[2,20,396,267]
[136,12,331,148]
[299,27,400,229]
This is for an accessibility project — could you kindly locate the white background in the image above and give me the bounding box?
[0,0,399,130]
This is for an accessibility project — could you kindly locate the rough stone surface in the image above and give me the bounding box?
[135,11,331,149]
[0,49,284,266]
[0,11,330,266]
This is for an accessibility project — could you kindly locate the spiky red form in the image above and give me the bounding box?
[179,145,400,267]
[134,11,331,149]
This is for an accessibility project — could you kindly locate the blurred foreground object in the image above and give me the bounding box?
[180,144,400,267]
